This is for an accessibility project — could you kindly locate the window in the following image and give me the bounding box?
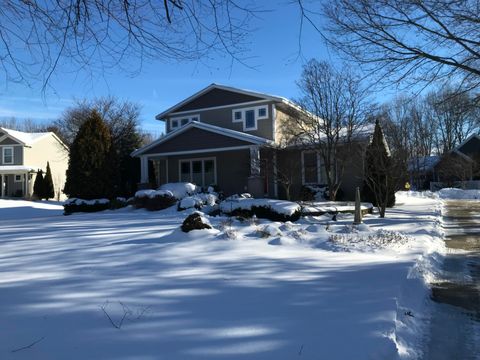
[232,105,268,131]
[14,175,22,182]
[179,158,216,187]
[302,151,319,184]
[180,161,191,182]
[245,110,256,129]
[170,114,200,131]
[3,147,13,164]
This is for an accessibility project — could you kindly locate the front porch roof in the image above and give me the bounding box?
[132,121,272,157]
[0,165,36,174]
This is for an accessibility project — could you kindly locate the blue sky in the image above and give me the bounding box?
[0,2,349,137]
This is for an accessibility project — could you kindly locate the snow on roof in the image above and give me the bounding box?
[0,127,50,145]
[0,165,36,173]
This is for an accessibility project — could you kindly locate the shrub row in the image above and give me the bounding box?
[64,197,131,215]
[226,205,301,222]
[134,191,177,211]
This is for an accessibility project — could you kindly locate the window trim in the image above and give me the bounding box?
[170,114,200,130]
[14,174,23,183]
[178,157,217,186]
[2,146,14,164]
[232,105,269,131]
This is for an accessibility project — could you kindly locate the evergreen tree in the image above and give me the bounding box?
[33,169,44,200]
[362,119,396,218]
[64,110,112,199]
[44,161,55,200]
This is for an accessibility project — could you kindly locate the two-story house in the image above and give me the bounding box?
[0,128,69,199]
[132,84,368,200]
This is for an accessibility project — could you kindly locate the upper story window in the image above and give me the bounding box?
[2,147,13,164]
[232,105,269,131]
[170,114,200,131]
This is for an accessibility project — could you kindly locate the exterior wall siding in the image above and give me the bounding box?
[175,88,264,112]
[165,102,276,140]
[23,135,69,200]
[154,149,251,196]
[0,145,23,165]
[0,137,22,146]
[144,127,253,155]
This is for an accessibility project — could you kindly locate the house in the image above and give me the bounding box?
[132,84,371,200]
[407,155,440,190]
[430,133,480,190]
[0,128,69,199]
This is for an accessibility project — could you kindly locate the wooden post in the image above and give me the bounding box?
[353,187,362,225]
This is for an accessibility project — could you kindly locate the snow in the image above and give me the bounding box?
[0,194,445,359]
[179,193,218,210]
[220,198,301,216]
[159,182,199,199]
[435,188,480,200]
[65,198,110,205]
[134,189,174,198]
[0,127,49,145]
[301,201,373,215]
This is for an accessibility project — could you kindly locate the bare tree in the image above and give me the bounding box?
[281,59,370,200]
[0,1,258,89]
[425,86,479,154]
[298,0,480,91]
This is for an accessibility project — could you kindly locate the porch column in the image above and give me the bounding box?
[249,146,261,176]
[25,173,30,198]
[140,156,149,183]
[247,146,264,198]
[0,174,3,197]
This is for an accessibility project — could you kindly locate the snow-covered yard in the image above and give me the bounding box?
[0,194,445,359]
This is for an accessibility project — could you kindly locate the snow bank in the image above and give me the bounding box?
[435,188,480,200]
[159,182,198,199]
[220,198,301,217]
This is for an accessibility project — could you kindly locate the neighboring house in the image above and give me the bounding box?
[407,155,440,190]
[132,84,372,200]
[0,128,69,199]
[430,133,480,190]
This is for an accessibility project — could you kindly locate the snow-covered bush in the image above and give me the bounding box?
[178,193,218,211]
[64,198,111,215]
[134,189,176,211]
[181,212,212,232]
[220,198,301,222]
[329,229,410,251]
[159,182,199,199]
[256,224,282,238]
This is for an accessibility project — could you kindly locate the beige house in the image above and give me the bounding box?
[0,128,69,200]
[132,84,371,200]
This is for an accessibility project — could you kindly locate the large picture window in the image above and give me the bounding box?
[179,158,216,187]
[2,147,13,164]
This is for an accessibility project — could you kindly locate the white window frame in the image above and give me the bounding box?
[170,114,200,130]
[301,150,321,185]
[14,174,23,183]
[2,146,14,164]
[232,105,269,131]
[178,157,217,186]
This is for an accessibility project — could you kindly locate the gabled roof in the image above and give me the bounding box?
[0,127,50,145]
[132,121,272,157]
[0,127,68,149]
[155,83,301,120]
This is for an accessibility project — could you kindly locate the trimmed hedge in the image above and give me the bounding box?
[226,205,301,222]
[145,193,177,211]
[64,197,128,215]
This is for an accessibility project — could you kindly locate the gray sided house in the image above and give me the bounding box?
[132,84,370,200]
[430,133,480,190]
[0,128,69,199]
